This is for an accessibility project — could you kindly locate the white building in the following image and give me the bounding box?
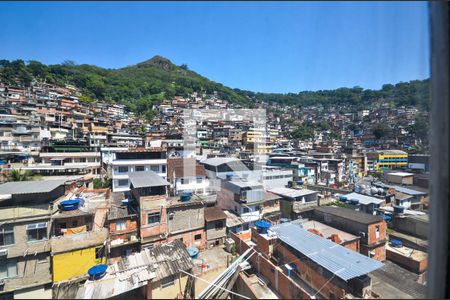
[111,149,167,192]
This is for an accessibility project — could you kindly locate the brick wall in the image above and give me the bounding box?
[386,249,427,273]
[167,228,206,250]
[230,232,310,299]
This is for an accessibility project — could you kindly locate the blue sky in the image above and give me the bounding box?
[0,1,429,93]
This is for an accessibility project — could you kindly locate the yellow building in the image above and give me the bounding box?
[51,229,108,282]
[242,129,273,154]
[369,150,408,171]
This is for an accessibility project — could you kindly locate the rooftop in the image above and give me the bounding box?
[167,157,206,180]
[0,179,66,195]
[268,187,318,199]
[392,186,427,196]
[204,206,227,222]
[314,206,384,225]
[76,239,193,299]
[129,171,170,188]
[297,219,360,244]
[343,192,385,205]
[0,204,51,221]
[224,210,245,227]
[201,157,240,167]
[271,222,383,281]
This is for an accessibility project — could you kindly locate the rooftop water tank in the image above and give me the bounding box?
[255,220,271,234]
[390,239,403,248]
[226,173,234,181]
[378,188,384,195]
[393,205,405,215]
[88,264,108,280]
[354,186,361,193]
[280,218,289,224]
[339,196,348,202]
[371,187,378,195]
[187,247,199,259]
[349,198,360,205]
[180,192,192,202]
[60,199,81,211]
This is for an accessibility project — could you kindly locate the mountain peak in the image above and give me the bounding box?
[137,55,175,71]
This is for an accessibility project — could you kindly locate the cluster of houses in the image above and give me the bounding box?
[0,79,430,299]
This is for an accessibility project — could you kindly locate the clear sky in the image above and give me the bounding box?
[0,1,430,93]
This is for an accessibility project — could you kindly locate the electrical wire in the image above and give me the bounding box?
[178,269,251,299]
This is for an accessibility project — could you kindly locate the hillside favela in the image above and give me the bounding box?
[0,2,431,300]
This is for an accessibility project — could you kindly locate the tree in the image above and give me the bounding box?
[7,169,32,182]
[291,125,315,140]
[372,123,392,140]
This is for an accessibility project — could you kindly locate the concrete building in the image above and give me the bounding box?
[268,187,318,220]
[341,192,386,215]
[204,207,227,248]
[0,204,53,299]
[367,150,408,171]
[129,171,169,248]
[106,194,139,263]
[166,195,206,250]
[305,206,387,261]
[167,158,210,195]
[216,178,282,231]
[111,148,167,192]
[385,172,414,185]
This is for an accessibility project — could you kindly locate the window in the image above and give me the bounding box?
[27,222,47,241]
[0,225,14,246]
[95,246,105,260]
[118,179,128,187]
[194,234,202,240]
[79,157,86,163]
[243,207,250,213]
[180,178,186,184]
[196,177,202,184]
[162,165,166,173]
[147,212,161,225]
[150,165,159,172]
[116,220,126,231]
[243,223,249,231]
[135,165,145,172]
[161,275,175,288]
[215,221,224,230]
[0,259,17,279]
[375,225,380,239]
[118,166,128,173]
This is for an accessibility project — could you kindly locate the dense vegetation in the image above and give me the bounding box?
[0,56,430,121]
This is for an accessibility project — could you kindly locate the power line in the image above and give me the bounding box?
[178,269,251,299]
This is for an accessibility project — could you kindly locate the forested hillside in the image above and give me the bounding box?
[0,56,430,116]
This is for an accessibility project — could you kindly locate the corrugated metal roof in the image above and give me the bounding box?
[271,222,383,281]
[0,179,66,195]
[76,239,193,299]
[129,171,169,188]
[392,186,427,196]
[344,192,385,205]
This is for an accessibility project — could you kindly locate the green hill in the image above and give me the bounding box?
[0,56,430,120]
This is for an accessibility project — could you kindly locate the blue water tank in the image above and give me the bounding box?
[226,173,234,181]
[339,196,348,202]
[187,247,199,259]
[255,220,271,234]
[88,264,108,280]
[354,186,361,193]
[180,192,192,202]
[60,199,81,211]
[390,239,403,247]
[393,205,405,215]
[349,199,360,205]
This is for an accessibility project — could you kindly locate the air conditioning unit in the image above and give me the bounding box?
[0,249,8,256]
